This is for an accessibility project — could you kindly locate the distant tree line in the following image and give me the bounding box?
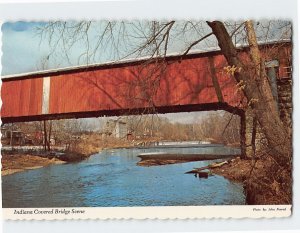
[123,111,240,144]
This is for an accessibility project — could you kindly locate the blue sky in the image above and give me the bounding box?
[1,20,290,76]
[1,21,101,75]
[1,21,217,76]
[2,22,47,75]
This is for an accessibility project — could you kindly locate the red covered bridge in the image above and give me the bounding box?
[1,40,291,124]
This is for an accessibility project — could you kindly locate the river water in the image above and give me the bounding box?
[2,145,245,208]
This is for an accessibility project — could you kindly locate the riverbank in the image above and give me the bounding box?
[1,153,66,176]
[136,153,291,205]
[211,157,257,182]
[1,133,103,176]
[1,148,102,176]
[211,156,291,205]
[1,135,163,176]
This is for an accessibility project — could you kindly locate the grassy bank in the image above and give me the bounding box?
[1,134,101,176]
[1,153,66,176]
[1,133,148,176]
[136,151,292,205]
[211,156,292,205]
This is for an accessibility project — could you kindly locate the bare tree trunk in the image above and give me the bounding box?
[251,115,257,159]
[47,120,52,151]
[43,120,48,151]
[10,125,13,148]
[207,21,291,167]
[208,57,224,102]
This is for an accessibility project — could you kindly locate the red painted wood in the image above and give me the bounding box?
[1,42,291,120]
[1,78,43,117]
[47,55,242,115]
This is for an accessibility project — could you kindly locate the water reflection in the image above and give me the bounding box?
[2,146,245,208]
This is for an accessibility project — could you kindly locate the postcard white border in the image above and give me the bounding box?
[0,0,299,232]
[3,206,292,220]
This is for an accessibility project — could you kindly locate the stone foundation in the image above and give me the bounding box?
[243,76,292,158]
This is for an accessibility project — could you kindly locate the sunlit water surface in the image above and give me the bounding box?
[2,145,245,208]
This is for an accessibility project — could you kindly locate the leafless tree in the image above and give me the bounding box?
[38,20,292,203]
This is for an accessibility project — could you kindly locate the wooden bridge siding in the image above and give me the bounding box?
[1,42,291,122]
[1,78,43,117]
[48,55,241,115]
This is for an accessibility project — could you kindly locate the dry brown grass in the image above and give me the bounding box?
[1,153,65,176]
[212,155,292,205]
[67,134,103,157]
[69,133,135,157]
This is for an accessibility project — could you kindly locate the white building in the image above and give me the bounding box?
[104,119,127,139]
